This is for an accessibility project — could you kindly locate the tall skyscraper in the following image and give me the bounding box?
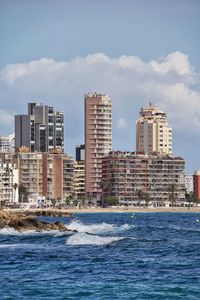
[136,104,172,154]
[84,93,112,198]
[15,102,64,152]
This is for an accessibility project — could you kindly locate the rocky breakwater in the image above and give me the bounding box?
[0,210,75,233]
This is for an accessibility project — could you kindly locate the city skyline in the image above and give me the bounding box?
[0,0,199,173]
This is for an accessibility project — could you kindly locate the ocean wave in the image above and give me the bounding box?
[66,220,132,234]
[167,225,200,232]
[66,232,124,246]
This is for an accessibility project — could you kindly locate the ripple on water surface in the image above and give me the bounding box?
[1,212,200,299]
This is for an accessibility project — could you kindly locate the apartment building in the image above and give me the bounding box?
[136,104,172,154]
[102,151,185,205]
[62,155,74,201]
[85,93,112,199]
[15,102,64,153]
[17,151,74,201]
[0,133,15,153]
[185,174,194,194]
[18,152,43,197]
[0,161,19,204]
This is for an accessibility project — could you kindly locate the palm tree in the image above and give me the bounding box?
[87,193,93,207]
[168,183,177,207]
[13,183,18,203]
[143,192,150,207]
[65,197,71,208]
[19,185,28,202]
[100,179,113,207]
[186,192,199,208]
[79,194,86,208]
[51,198,56,207]
[136,190,144,206]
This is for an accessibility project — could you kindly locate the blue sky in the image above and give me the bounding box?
[0,0,200,172]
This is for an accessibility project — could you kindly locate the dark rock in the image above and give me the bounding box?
[23,210,72,218]
[0,209,74,233]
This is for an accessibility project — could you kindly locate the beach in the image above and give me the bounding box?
[66,206,200,213]
[6,206,200,214]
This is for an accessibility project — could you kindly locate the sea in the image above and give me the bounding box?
[1,212,200,300]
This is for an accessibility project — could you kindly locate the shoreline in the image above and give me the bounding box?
[5,206,200,214]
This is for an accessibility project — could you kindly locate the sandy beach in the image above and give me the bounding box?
[66,207,200,213]
[6,206,200,214]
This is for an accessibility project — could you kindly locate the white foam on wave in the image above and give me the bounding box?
[0,227,22,235]
[0,227,70,236]
[0,243,35,249]
[66,232,124,246]
[67,220,132,234]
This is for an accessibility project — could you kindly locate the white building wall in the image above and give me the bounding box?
[185,174,194,193]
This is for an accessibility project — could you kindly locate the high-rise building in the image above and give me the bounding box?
[84,93,112,198]
[15,102,64,152]
[194,170,200,200]
[136,104,172,155]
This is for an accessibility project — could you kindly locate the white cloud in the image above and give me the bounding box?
[0,51,200,156]
[150,51,192,75]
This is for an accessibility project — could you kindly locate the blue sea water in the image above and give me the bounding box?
[1,212,200,300]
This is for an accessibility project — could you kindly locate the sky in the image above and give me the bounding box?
[0,0,200,173]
